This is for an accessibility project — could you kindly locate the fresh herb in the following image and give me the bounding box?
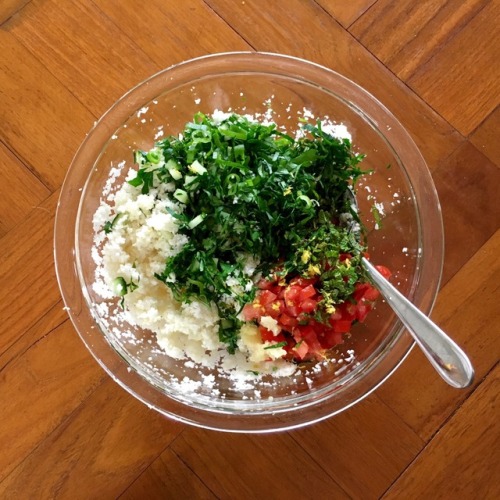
[103,213,125,234]
[371,204,383,229]
[126,112,369,352]
[264,341,288,350]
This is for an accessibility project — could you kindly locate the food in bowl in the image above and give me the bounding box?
[92,110,390,379]
[55,52,443,431]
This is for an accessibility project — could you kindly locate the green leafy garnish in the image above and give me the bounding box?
[125,112,369,351]
[264,341,288,350]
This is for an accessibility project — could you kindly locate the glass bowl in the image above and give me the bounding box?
[54,52,443,432]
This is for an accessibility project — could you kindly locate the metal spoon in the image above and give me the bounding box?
[362,257,474,388]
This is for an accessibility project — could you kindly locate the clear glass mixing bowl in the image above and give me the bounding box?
[54,52,443,432]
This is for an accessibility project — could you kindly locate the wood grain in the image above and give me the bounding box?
[0,0,30,24]
[470,106,500,167]
[92,0,251,68]
[0,31,94,190]
[8,0,158,118]
[120,448,217,499]
[205,0,464,169]
[0,377,183,498]
[377,229,500,439]
[291,394,424,498]
[434,141,500,284]
[0,0,497,497]
[384,364,500,499]
[0,191,60,355]
[0,141,50,237]
[170,428,350,499]
[316,0,377,28]
[407,1,500,135]
[351,0,488,81]
[0,320,104,483]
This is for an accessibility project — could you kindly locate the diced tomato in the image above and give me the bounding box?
[264,300,285,318]
[285,304,300,318]
[242,303,262,321]
[289,276,318,287]
[298,325,323,354]
[259,326,276,342]
[375,265,392,279]
[339,253,352,262]
[259,290,277,305]
[329,309,342,321]
[331,319,352,334]
[355,302,370,323]
[353,282,370,302]
[299,284,317,301]
[257,278,276,290]
[279,313,298,329]
[320,330,344,348]
[339,302,357,321]
[299,298,317,314]
[293,340,309,360]
[284,285,301,305]
[363,285,380,302]
[353,282,380,302]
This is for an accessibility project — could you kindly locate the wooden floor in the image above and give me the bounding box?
[1,0,499,498]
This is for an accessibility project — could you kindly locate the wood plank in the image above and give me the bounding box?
[316,0,377,28]
[384,365,500,499]
[470,106,500,168]
[0,377,183,498]
[291,394,424,498]
[205,0,463,169]
[0,141,50,237]
[93,0,250,68]
[0,0,30,25]
[8,0,159,118]
[120,448,217,500]
[433,141,500,284]
[350,0,488,81]
[0,299,66,371]
[407,1,500,135]
[171,428,350,499]
[0,31,94,190]
[376,230,500,440]
[0,320,105,483]
[0,191,61,356]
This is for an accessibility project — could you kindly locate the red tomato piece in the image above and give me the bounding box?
[264,300,285,318]
[284,285,301,305]
[353,282,370,302]
[363,285,380,302]
[242,303,261,321]
[289,276,318,287]
[299,298,317,314]
[299,284,317,301]
[321,329,344,348]
[298,325,323,355]
[375,265,392,279]
[286,304,300,318]
[257,278,275,290]
[293,340,309,360]
[331,319,352,334]
[259,290,277,305]
[339,302,357,321]
[259,326,276,342]
[356,302,370,323]
[279,313,298,328]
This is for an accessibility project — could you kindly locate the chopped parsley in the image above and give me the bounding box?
[125,112,369,352]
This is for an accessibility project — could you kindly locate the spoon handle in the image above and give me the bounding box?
[361,257,474,389]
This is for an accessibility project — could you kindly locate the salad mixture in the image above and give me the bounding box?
[93,111,390,374]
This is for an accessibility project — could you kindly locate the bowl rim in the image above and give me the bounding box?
[54,51,444,432]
